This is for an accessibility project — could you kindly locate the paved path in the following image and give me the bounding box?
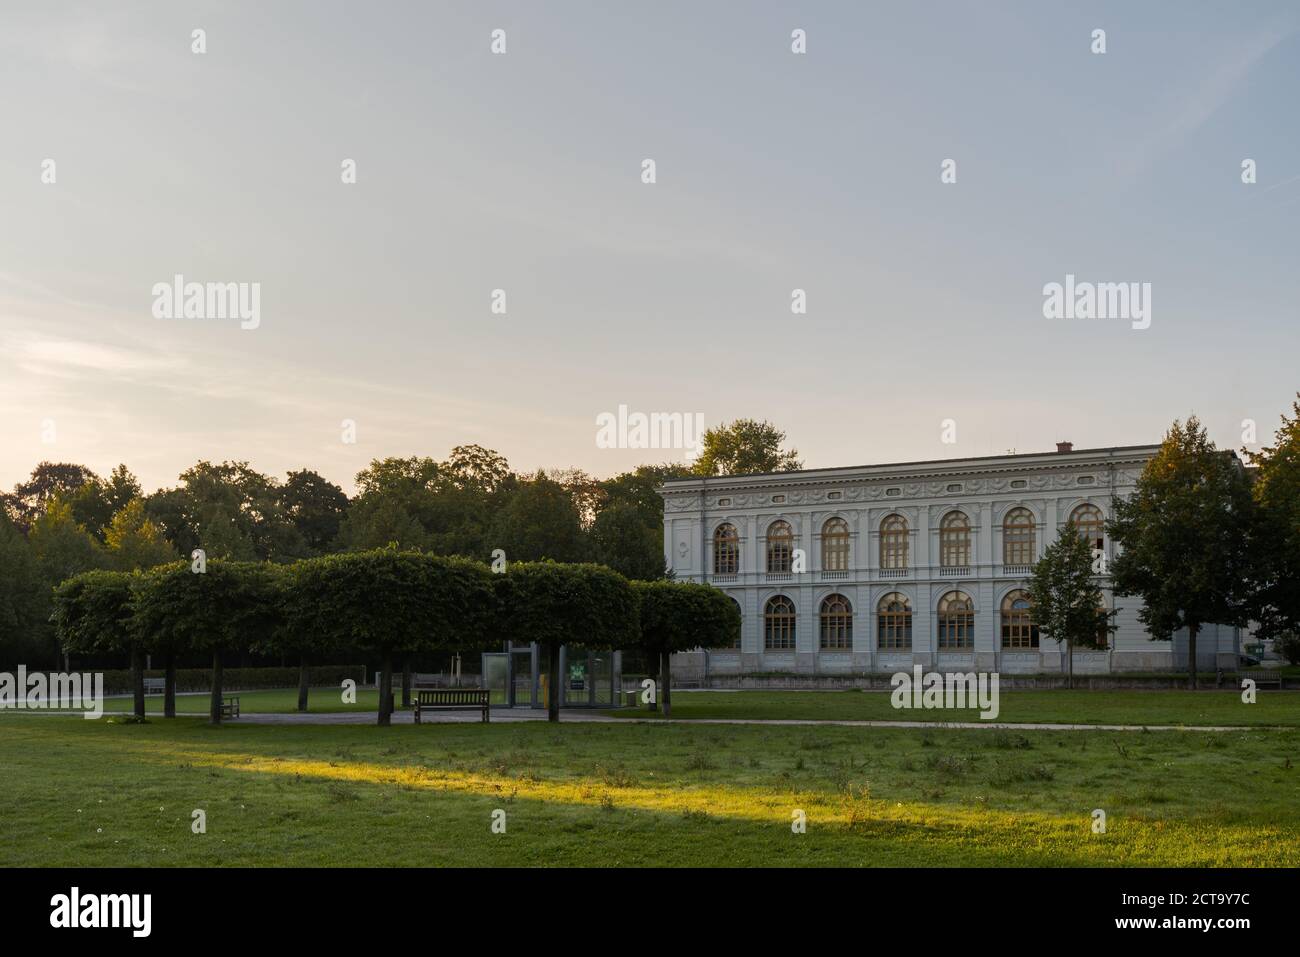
[231,710,1269,732]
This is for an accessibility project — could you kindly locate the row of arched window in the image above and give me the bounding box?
[741,590,1045,651]
[714,504,1105,574]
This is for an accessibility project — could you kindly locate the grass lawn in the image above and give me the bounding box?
[1,714,1297,866]
[98,687,1300,727]
[607,689,1300,727]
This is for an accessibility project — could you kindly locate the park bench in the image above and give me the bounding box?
[413,688,490,724]
[221,695,240,718]
[1252,670,1283,690]
[143,678,165,695]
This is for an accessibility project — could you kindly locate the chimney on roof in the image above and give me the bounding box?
[1056,441,1074,454]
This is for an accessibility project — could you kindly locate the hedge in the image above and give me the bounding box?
[57,665,367,696]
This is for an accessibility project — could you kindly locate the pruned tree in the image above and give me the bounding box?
[498,563,639,722]
[282,549,495,725]
[632,580,740,717]
[53,570,144,717]
[131,560,280,724]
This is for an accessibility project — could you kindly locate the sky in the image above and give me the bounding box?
[1,0,1297,494]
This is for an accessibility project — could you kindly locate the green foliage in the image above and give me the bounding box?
[143,461,308,562]
[8,462,98,531]
[130,559,281,657]
[104,498,177,571]
[590,502,666,580]
[489,472,587,562]
[1027,522,1114,651]
[0,510,46,668]
[692,419,801,476]
[51,569,137,656]
[278,470,349,554]
[29,498,106,586]
[633,580,740,654]
[1274,632,1300,666]
[499,562,639,651]
[1245,395,1300,640]
[1109,416,1253,639]
[68,464,142,540]
[279,549,496,658]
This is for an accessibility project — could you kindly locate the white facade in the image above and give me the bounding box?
[659,445,1240,675]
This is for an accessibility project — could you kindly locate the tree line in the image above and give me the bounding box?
[0,419,801,671]
[51,550,740,725]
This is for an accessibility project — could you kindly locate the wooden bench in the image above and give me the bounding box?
[220,695,240,718]
[1252,670,1283,690]
[143,678,165,695]
[413,688,489,723]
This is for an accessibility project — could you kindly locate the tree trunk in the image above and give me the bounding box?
[1188,623,1199,690]
[131,648,146,719]
[1066,638,1074,691]
[660,651,672,719]
[402,657,412,708]
[209,651,224,726]
[546,642,560,723]
[378,653,393,726]
[297,654,309,712]
[647,653,659,712]
[164,654,176,718]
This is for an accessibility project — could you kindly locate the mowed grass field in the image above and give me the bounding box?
[1,708,1298,867]
[100,686,1300,727]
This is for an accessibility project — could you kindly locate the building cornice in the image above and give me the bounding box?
[658,446,1159,500]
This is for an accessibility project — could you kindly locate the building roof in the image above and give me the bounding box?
[659,444,1163,495]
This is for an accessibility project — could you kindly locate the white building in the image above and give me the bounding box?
[658,444,1240,676]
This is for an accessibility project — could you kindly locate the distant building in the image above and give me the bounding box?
[658,444,1240,676]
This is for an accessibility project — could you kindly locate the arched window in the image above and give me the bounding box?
[713,523,739,575]
[715,597,742,649]
[822,517,849,571]
[819,594,853,650]
[1003,507,1036,565]
[767,520,794,573]
[880,515,909,570]
[1070,503,1104,553]
[937,591,975,650]
[764,595,796,650]
[1001,590,1039,649]
[877,592,912,650]
[939,511,971,567]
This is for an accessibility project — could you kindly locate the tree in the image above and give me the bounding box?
[1026,523,1115,689]
[632,580,739,718]
[282,550,495,725]
[105,499,178,571]
[598,463,695,529]
[8,462,99,531]
[0,511,45,670]
[131,560,280,724]
[489,472,587,563]
[1108,417,1253,688]
[1244,395,1300,642]
[692,419,802,476]
[498,563,639,721]
[145,461,307,562]
[28,499,107,666]
[279,470,349,555]
[69,465,142,540]
[339,453,508,556]
[52,571,145,717]
[590,502,666,580]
